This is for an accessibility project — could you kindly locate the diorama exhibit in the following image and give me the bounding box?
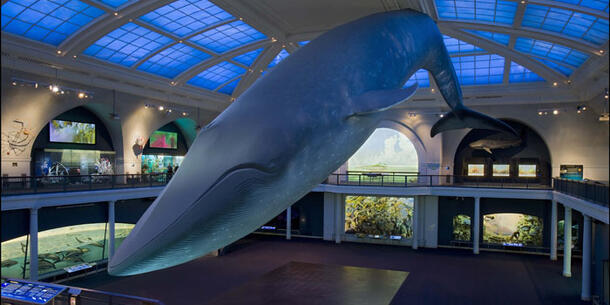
[1,0,608,304]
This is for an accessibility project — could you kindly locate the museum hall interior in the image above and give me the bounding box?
[1,0,609,304]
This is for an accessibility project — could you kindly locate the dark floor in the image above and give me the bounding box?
[65,235,587,305]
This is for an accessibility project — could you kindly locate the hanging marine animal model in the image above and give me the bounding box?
[109,9,516,276]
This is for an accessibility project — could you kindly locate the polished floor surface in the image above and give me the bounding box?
[65,235,586,305]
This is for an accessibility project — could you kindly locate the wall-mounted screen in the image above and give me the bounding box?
[560,165,583,180]
[345,196,413,240]
[483,213,542,247]
[467,164,485,176]
[49,120,95,144]
[149,131,177,149]
[492,164,510,177]
[518,164,536,177]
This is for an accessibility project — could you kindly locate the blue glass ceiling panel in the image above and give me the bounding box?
[298,41,310,46]
[451,54,504,85]
[515,37,589,67]
[188,20,266,53]
[553,0,609,13]
[138,43,211,78]
[217,78,240,95]
[404,69,430,88]
[464,30,510,45]
[509,62,544,83]
[83,23,173,67]
[443,35,484,54]
[232,48,263,66]
[188,61,245,90]
[267,49,290,69]
[522,5,609,45]
[1,0,105,46]
[534,58,574,76]
[96,0,129,8]
[139,0,233,37]
[435,0,518,24]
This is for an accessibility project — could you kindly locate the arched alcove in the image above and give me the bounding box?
[453,119,552,185]
[346,127,420,174]
[30,106,116,176]
[141,122,190,174]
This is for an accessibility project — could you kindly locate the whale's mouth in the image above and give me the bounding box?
[108,162,276,275]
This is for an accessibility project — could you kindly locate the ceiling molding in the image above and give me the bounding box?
[59,0,174,57]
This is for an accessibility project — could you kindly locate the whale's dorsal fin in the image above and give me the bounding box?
[348,83,418,117]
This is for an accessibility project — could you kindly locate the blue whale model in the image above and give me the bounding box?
[108,9,515,276]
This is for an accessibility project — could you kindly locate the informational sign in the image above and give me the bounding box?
[64,263,93,273]
[560,165,583,180]
[1,279,66,304]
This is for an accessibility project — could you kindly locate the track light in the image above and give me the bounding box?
[552,109,559,115]
[158,106,164,111]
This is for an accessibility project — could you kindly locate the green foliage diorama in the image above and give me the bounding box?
[344,196,413,239]
[483,213,543,246]
[557,220,579,250]
[452,214,471,241]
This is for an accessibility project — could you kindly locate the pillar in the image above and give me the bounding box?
[108,201,116,259]
[563,206,572,277]
[473,197,480,254]
[550,200,558,260]
[335,194,342,244]
[412,196,419,250]
[286,205,292,240]
[29,208,38,281]
[581,215,591,300]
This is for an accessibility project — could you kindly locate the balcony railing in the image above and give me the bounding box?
[1,173,170,196]
[324,173,551,189]
[553,178,609,207]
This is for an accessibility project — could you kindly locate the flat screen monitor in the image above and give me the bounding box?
[467,164,485,176]
[492,164,510,177]
[518,164,536,177]
[49,120,95,144]
[149,131,178,149]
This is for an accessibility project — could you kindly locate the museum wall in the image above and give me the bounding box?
[1,68,214,177]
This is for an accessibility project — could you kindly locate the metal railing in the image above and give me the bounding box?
[553,178,609,207]
[324,173,551,189]
[1,277,164,305]
[1,173,169,196]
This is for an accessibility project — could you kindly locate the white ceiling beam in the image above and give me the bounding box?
[441,26,567,83]
[436,20,602,55]
[421,0,439,20]
[59,0,174,57]
[232,44,283,97]
[525,0,609,20]
[174,39,272,84]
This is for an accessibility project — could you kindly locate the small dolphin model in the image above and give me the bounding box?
[109,9,516,276]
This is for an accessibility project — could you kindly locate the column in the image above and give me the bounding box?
[550,200,558,260]
[563,206,572,277]
[29,208,38,281]
[412,196,419,250]
[581,215,591,301]
[335,194,342,244]
[286,205,292,240]
[108,201,116,259]
[473,197,480,254]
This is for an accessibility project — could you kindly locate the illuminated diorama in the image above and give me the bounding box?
[483,213,543,247]
[345,196,414,240]
[108,10,514,276]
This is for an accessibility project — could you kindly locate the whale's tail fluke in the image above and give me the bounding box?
[430,106,518,137]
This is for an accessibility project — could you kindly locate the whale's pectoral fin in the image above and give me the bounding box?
[349,83,418,117]
[483,147,492,154]
[430,106,518,137]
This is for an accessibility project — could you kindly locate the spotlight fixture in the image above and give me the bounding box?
[11,77,93,98]
[182,112,188,116]
[49,85,60,93]
[56,50,62,54]
[604,88,609,99]
[11,81,17,86]
[158,106,164,111]
[439,113,444,118]
[78,92,86,99]
[552,109,559,115]
[538,111,543,116]
[167,109,172,113]
[552,82,558,87]
[430,88,435,93]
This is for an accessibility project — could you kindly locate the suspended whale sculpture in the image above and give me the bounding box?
[109,9,516,276]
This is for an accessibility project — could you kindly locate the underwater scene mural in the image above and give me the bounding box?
[483,213,543,247]
[345,196,414,240]
[452,214,471,241]
[1,223,134,279]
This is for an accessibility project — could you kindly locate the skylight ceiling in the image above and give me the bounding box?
[1,0,608,98]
